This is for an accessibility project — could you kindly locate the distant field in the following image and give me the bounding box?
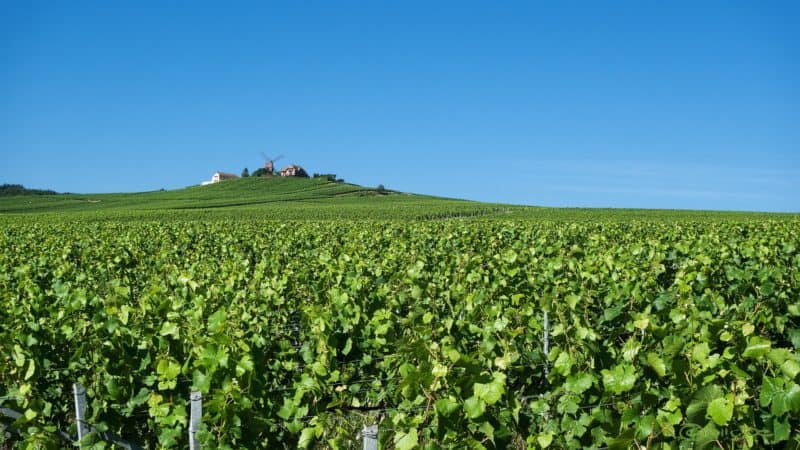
[0,177,795,221]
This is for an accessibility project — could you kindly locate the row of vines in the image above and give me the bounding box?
[1,220,799,448]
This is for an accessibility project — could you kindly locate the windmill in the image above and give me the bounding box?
[260,153,284,175]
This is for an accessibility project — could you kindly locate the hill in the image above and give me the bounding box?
[0,177,795,221]
[0,177,508,220]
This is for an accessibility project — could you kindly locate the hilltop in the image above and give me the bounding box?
[0,177,506,220]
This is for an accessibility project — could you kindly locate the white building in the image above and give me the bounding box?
[279,165,308,177]
[202,171,238,185]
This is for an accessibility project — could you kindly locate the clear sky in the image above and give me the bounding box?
[1,1,798,211]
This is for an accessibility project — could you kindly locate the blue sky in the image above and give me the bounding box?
[1,1,798,211]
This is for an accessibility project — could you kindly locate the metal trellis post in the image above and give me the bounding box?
[362,424,378,450]
[189,391,202,450]
[73,383,89,446]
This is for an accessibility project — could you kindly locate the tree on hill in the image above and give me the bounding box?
[312,173,344,182]
[242,168,250,177]
[293,167,310,178]
[313,173,337,182]
[0,184,57,196]
[252,168,268,177]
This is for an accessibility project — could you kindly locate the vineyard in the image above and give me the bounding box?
[1,216,799,448]
[0,177,789,222]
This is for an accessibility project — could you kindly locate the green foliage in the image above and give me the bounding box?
[601,363,637,394]
[0,183,57,196]
[0,218,799,448]
[312,173,338,182]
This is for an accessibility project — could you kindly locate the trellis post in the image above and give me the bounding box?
[189,391,202,450]
[72,383,89,446]
[362,424,378,450]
